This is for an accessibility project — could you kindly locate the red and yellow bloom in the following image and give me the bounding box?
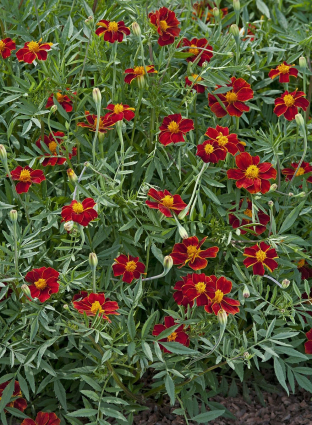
[274,90,309,121]
[16,39,52,63]
[170,236,219,271]
[146,188,187,217]
[149,7,180,46]
[0,38,16,59]
[10,166,45,194]
[159,113,194,146]
[0,381,27,412]
[181,273,213,306]
[304,329,312,355]
[204,276,240,315]
[229,199,270,236]
[25,267,60,303]
[124,65,157,85]
[180,38,213,66]
[152,316,189,353]
[282,161,312,183]
[227,152,277,194]
[104,103,135,123]
[173,275,194,307]
[95,20,130,43]
[208,77,254,118]
[21,412,60,425]
[268,61,298,83]
[73,292,119,322]
[36,131,76,167]
[243,242,278,276]
[61,198,98,227]
[112,254,145,284]
[77,111,115,133]
[46,91,75,112]
[185,74,205,93]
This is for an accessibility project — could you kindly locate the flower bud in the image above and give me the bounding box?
[295,113,305,128]
[243,285,250,298]
[64,221,74,232]
[282,279,290,289]
[51,104,57,113]
[299,56,307,68]
[243,351,250,359]
[92,88,101,106]
[217,309,227,326]
[178,206,189,220]
[63,304,69,310]
[85,15,94,25]
[230,24,239,37]
[163,255,173,273]
[213,7,219,17]
[288,192,294,197]
[21,284,31,298]
[0,144,7,161]
[98,132,105,143]
[235,228,241,236]
[202,61,208,69]
[137,74,146,89]
[233,0,240,11]
[89,252,98,268]
[67,168,78,183]
[84,161,90,167]
[270,183,277,192]
[178,225,189,239]
[298,192,306,197]
[132,22,141,37]
[9,209,18,222]
[268,200,274,207]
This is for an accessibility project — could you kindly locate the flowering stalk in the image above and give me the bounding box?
[116,121,125,176]
[73,163,87,200]
[141,255,173,282]
[263,274,283,288]
[111,42,118,101]
[92,88,102,164]
[130,89,144,145]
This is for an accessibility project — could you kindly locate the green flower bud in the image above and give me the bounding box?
[137,74,146,89]
[21,284,31,298]
[230,24,239,37]
[282,279,290,289]
[299,56,307,68]
[64,221,74,232]
[51,104,58,113]
[163,255,173,273]
[217,309,227,326]
[233,0,240,11]
[243,285,250,298]
[270,184,277,191]
[213,7,219,17]
[295,113,305,128]
[9,209,18,222]
[67,168,78,183]
[92,88,102,106]
[132,22,141,37]
[268,200,274,207]
[0,144,7,161]
[89,252,98,268]
[178,225,189,239]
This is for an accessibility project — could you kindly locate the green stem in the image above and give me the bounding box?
[130,89,143,146]
[92,102,101,164]
[13,221,19,278]
[112,42,118,101]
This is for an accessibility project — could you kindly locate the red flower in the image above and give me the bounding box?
[104,103,135,123]
[304,329,312,355]
[173,275,194,307]
[0,38,16,59]
[204,276,240,315]
[46,90,75,112]
[73,292,119,322]
[241,23,256,41]
[208,77,254,118]
[10,166,45,194]
[181,273,213,306]
[180,38,213,66]
[21,412,60,425]
[0,381,27,412]
[170,236,219,271]
[25,267,60,303]
[16,39,52,63]
[185,74,205,93]
[227,152,277,194]
[149,7,180,46]
[146,188,187,217]
[152,316,189,353]
[36,132,76,167]
[72,291,88,302]
[243,242,278,276]
[112,254,145,284]
[192,1,228,21]
[159,113,194,146]
[282,162,312,183]
[229,199,270,236]
[274,90,309,121]
[77,111,115,133]
[61,198,98,227]
[196,140,226,163]
[298,259,312,281]
[0,282,13,302]
[124,65,157,84]
[95,20,130,43]
[268,62,298,83]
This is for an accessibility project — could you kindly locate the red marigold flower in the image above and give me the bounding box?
[298,259,312,281]
[282,162,312,183]
[152,316,189,353]
[25,267,60,303]
[21,411,60,425]
[185,74,205,93]
[10,166,45,194]
[173,275,194,307]
[0,282,13,302]
[77,111,115,133]
[36,132,76,167]
[229,199,270,236]
[274,90,309,121]
[204,276,240,315]
[208,77,254,118]
[104,103,135,123]
[170,236,219,271]
[73,292,119,322]
[0,381,27,412]
[112,254,145,284]
[227,152,277,194]
[46,90,75,112]
[304,329,312,355]
[61,198,98,227]
[196,140,226,163]
[16,39,52,64]
[180,38,213,66]
[0,38,16,59]
[181,273,213,306]
[72,290,88,302]
[146,188,187,217]
[124,65,157,84]
[95,20,130,43]
[159,113,194,146]
[268,62,298,83]
[243,242,278,276]
[149,7,180,46]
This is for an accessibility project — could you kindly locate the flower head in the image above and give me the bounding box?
[36,132,76,167]
[152,316,189,353]
[10,166,45,194]
[185,74,205,93]
[0,381,27,412]
[243,242,278,276]
[173,275,194,307]
[16,39,52,63]
[0,38,16,59]
[180,38,213,66]
[229,199,270,235]
[274,90,309,121]
[25,267,60,302]
[124,65,157,85]
[146,188,187,217]
[181,273,213,306]
[282,162,312,183]
[73,292,119,322]
[268,61,298,83]
[149,7,181,46]
[46,90,75,112]
[227,152,277,194]
[208,77,254,118]
[159,113,194,146]
[95,20,130,43]
[104,103,135,123]
[72,290,88,302]
[21,412,60,425]
[304,329,312,355]
[77,111,115,133]
[112,254,145,284]
[204,276,240,315]
[61,198,98,227]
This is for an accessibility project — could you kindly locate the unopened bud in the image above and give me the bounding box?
[235,228,241,236]
[217,309,227,326]
[84,161,90,167]
[132,22,141,37]
[85,15,94,25]
[67,168,78,183]
[243,285,250,298]
[227,52,234,57]
[92,88,101,106]
[178,206,189,220]
[282,279,290,289]
[163,255,173,273]
[298,191,306,197]
[51,104,57,113]
[89,252,98,268]
[64,221,74,232]
[243,351,250,358]
[137,74,146,89]
[230,24,239,37]
[0,144,7,160]
[213,7,219,17]
[63,304,69,310]
[270,184,277,191]
[9,209,18,222]
[202,61,208,68]
[299,56,307,68]
[233,0,240,11]
[21,284,31,298]
[178,225,189,239]
[268,200,274,207]
[98,132,105,143]
[288,192,294,197]
[295,113,305,128]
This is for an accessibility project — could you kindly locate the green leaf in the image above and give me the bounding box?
[202,186,221,205]
[160,342,199,355]
[294,373,312,393]
[54,380,67,411]
[119,218,136,232]
[165,375,175,405]
[68,408,98,417]
[127,310,136,340]
[0,379,15,413]
[191,410,225,423]
[142,342,153,362]
[279,201,305,234]
[256,0,270,18]
[274,358,289,395]
[100,407,127,421]
[141,310,158,339]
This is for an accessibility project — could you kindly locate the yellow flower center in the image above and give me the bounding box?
[256,249,267,263]
[213,289,224,304]
[19,169,31,182]
[195,281,206,294]
[283,94,295,107]
[113,104,124,114]
[56,93,65,103]
[167,331,177,341]
[297,259,305,268]
[244,208,253,218]
[108,21,119,32]
[296,167,305,176]
[161,195,174,208]
[125,260,137,272]
[90,301,104,314]
[204,144,214,154]
[191,74,203,82]
[245,165,259,179]
[72,202,84,214]
[189,44,199,55]
[28,41,40,53]
[187,245,200,260]
[133,66,145,75]
[277,63,290,74]
[168,121,179,133]
[48,141,57,154]
[34,278,47,290]
[159,20,169,31]
[225,91,238,104]
[216,134,228,146]
[0,40,5,52]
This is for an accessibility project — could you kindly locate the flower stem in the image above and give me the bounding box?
[92,102,101,164]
